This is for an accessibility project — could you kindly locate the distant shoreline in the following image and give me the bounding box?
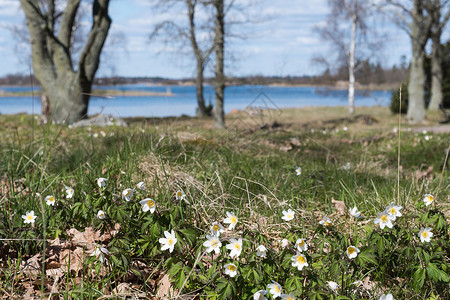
[0,82,396,98]
[0,89,175,98]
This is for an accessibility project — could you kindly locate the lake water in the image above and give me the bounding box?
[0,84,392,117]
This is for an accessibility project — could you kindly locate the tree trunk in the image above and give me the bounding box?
[20,0,111,125]
[213,0,225,128]
[407,51,426,123]
[187,0,209,117]
[195,61,208,116]
[406,0,429,123]
[429,32,443,110]
[348,12,356,115]
[428,1,444,110]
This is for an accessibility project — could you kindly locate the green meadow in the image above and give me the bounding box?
[0,106,449,299]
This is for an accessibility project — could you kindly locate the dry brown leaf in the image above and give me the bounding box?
[289,137,301,146]
[331,198,347,215]
[112,282,132,295]
[67,227,101,245]
[60,247,85,274]
[362,276,375,290]
[157,274,175,299]
[22,254,41,276]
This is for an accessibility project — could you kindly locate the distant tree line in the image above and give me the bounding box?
[1,62,408,88]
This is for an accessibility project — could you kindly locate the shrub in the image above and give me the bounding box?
[390,83,408,114]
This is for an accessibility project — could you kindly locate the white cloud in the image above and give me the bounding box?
[0,0,21,17]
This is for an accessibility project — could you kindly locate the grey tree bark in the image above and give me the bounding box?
[213,0,225,128]
[429,27,443,110]
[187,0,214,117]
[427,0,450,110]
[19,0,111,124]
[406,0,431,123]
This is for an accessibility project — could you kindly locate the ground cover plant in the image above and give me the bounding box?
[0,107,449,299]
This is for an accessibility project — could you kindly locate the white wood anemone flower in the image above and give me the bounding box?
[223,211,238,230]
[346,245,360,259]
[203,234,222,255]
[176,190,186,200]
[136,181,146,190]
[281,294,296,300]
[253,290,268,300]
[210,221,225,236]
[122,188,134,202]
[374,211,394,230]
[97,210,106,219]
[22,211,37,224]
[65,186,74,199]
[319,216,332,227]
[226,238,243,258]
[295,166,302,176]
[379,294,393,300]
[267,281,283,298]
[256,245,267,258]
[91,246,110,263]
[349,206,361,218]
[327,281,339,291]
[419,227,433,243]
[97,177,108,188]
[423,194,434,206]
[45,195,56,206]
[223,263,238,277]
[291,252,309,270]
[282,208,295,221]
[295,238,308,252]
[386,202,402,220]
[140,198,156,213]
[159,230,177,253]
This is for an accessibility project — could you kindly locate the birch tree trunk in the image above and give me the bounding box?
[348,12,357,115]
[213,0,225,128]
[20,0,111,124]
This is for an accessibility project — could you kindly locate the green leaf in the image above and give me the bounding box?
[427,263,450,283]
[413,268,426,291]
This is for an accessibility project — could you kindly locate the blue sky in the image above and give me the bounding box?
[0,0,438,79]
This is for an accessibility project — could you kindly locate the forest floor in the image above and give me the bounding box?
[0,106,449,299]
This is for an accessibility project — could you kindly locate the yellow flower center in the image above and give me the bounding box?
[389,208,396,214]
[422,231,428,238]
[213,224,220,231]
[234,243,240,250]
[325,221,331,226]
[147,200,154,207]
[125,190,130,196]
[167,238,174,245]
[49,196,54,201]
[286,297,294,300]
[298,240,304,246]
[177,191,183,197]
[228,264,236,271]
[27,215,33,220]
[348,247,356,255]
[297,255,306,264]
[211,239,218,247]
[288,214,292,218]
[274,285,280,292]
[427,196,433,202]
[380,215,388,222]
[230,216,237,224]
